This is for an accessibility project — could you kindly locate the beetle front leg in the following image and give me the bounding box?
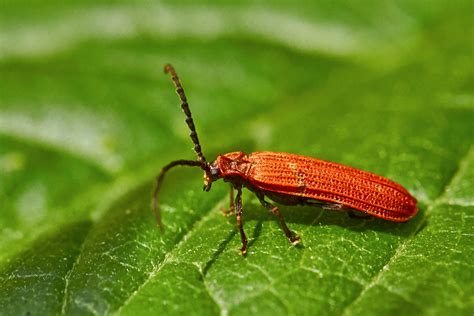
[234,186,248,255]
[257,193,300,245]
[220,184,234,216]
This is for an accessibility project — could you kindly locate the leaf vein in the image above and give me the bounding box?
[60,231,91,315]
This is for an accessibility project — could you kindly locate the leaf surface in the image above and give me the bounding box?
[0,1,472,315]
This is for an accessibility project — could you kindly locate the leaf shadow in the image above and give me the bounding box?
[241,199,426,240]
[202,230,237,277]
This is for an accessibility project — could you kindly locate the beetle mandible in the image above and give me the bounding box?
[152,64,418,255]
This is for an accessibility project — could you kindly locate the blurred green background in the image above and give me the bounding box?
[0,1,473,315]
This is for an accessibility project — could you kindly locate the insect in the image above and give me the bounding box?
[153,64,418,254]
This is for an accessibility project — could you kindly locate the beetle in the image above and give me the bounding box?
[153,64,418,254]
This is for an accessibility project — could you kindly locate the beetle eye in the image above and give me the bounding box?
[208,164,220,180]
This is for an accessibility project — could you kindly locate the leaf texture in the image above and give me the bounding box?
[0,1,472,315]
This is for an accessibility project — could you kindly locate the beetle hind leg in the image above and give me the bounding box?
[257,193,300,245]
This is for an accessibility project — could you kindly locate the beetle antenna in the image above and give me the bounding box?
[152,159,203,230]
[164,64,207,167]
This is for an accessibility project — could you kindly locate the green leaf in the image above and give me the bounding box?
[0,1,472,315]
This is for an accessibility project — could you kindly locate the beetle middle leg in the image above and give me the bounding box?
[234,185,248,255]
[220,184,234,217]
[257,192,300,245]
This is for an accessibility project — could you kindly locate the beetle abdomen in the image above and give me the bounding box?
[247,152,418,222]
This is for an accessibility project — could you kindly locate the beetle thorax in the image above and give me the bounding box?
[216,152,252,179]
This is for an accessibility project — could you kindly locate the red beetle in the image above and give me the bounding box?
[153,64,418,254]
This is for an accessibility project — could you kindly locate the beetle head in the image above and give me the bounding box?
[203,162,220,191]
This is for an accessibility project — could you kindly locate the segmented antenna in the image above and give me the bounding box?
[164,64,207,166]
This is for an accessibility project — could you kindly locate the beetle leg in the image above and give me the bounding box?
[257,193,300,245]
[234,186,248,255]
[220,184,234,216]
[348,210,372,219]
